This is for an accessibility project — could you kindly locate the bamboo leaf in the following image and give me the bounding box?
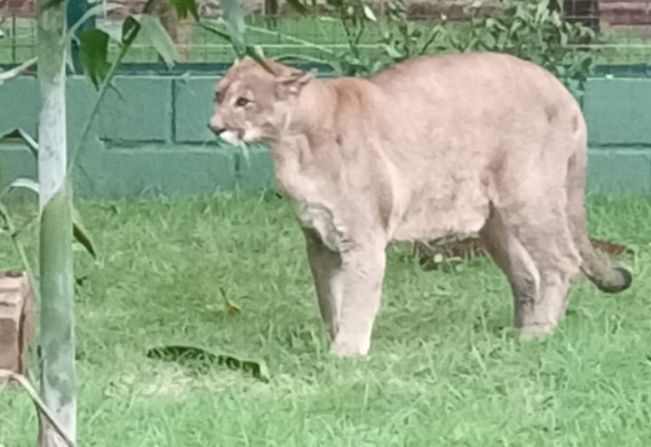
[247,23,336,55]
[382,44,403,59]
[129,14,178,67]
[362,4,377,22]
[0,178,95,258]
[273,53,333,65]
[286,0,310,15]
[244,45,274,73]
[0,57,38,86]
[65,36,76,72]
[9,178,40,194]
[68,17,141,173]
[199,23,273,73]
[170,0,200,20]
[72,206,97,259]
[95,22,123,43]
[79,28,111,89]
[0,128,38,157]
[219,0,247,53]
[122,16,141,44]
[66,3,125,40]
[198,22,233,42]
[0,202,9,226]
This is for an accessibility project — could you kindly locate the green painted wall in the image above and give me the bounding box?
[0,74,650,198]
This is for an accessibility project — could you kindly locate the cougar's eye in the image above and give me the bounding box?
[235,97,251,107]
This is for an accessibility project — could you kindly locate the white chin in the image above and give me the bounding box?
[219,130,243,146]
[242,129,262,143]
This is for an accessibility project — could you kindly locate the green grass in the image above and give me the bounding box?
[1,193,651,446]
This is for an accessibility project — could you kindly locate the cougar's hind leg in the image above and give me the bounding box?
[482,199,582,338]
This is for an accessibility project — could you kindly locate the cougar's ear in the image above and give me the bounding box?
[275,69,314,98]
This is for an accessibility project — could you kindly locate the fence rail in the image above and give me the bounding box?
[2,0,651,66]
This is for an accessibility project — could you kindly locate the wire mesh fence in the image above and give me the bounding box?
[1,0,650,67]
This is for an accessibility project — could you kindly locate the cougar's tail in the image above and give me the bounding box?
[566,145,632,294]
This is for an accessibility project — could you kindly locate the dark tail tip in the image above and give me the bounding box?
[598,267,632,294]
[616,267,633,291]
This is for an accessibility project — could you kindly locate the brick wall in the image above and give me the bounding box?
[0,74,650,199]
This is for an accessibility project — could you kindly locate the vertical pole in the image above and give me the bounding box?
[37,0,76,445]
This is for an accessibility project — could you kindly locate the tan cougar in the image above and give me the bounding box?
[209,53,632,356]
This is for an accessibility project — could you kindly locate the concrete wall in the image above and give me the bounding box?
[0,74,650,199]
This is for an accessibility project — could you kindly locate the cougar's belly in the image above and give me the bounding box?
[390,183,490,242]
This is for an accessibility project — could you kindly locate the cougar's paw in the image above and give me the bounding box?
[519,323,555,341]
[330,335,371,357]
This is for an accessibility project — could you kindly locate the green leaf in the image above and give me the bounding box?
[419,25,443,55]
[510,19,522,35]
[146,345,270,382]
[560,31,568,46]
[0,128,38,157]
[220,0,247,53]
[65,36,76,73]
[130,14,178,67]
[72,206,97,259]
[80,28,111,89]
[536,0,550,18]
[363,4,377,21]
[0,177,38,201]
[170,0,200,20]
[95,22,123,43]
[9,178,39,195]
[273,53,333,65]
[0,201,9,224]
[286,0,310,15]
[121,16,141,45]
[122,15,139,38]
[198,22,233,42]
[244,46,274,73]
[67,3,125,39]
[0,57,37,87]
[0,177,96,257]
[382,44,403,59]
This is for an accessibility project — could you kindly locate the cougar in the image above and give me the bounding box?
[209,53,632,356]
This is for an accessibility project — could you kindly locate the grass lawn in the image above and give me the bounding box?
[0,193,650,446]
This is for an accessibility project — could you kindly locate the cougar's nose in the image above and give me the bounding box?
[208,116,225,135]
[208,123,225,135]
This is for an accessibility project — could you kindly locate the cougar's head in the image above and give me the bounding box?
[208,58,314,146]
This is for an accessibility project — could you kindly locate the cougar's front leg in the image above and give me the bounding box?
[330,241,387,356]
[303,228,387,356]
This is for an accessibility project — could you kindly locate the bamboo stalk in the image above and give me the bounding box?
[36,0,76,444]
